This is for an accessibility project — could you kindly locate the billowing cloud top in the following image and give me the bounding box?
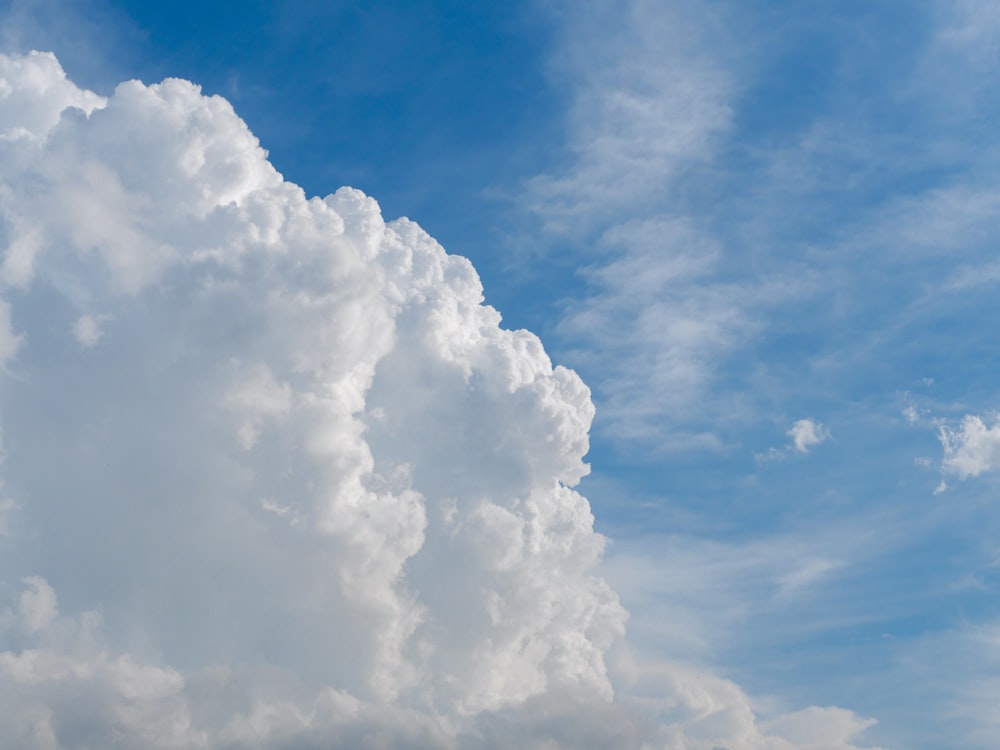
[0,52,880,749]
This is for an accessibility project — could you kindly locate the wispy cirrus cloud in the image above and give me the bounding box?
[521,0,758,449]
[527,0,734,233]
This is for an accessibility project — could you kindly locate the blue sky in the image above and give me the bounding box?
[2,0,1000,748]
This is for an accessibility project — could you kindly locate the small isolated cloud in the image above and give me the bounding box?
[788,418,830,454]
[759,418,831,462]
[940,414,1000,479]
[72,314,105,349]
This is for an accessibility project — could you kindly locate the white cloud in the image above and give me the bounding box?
[756,419,831,462]
[788,418,830,454]
[0,51,881,749]
[529,0,733,232]
[939,414,1000,479]
[0,50,104,144]
[609,648,885,750]
[71,313,103,349]
[0,574,891,750]
[0,47,622,733]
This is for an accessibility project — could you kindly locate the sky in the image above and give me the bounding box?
[0,0,999,748]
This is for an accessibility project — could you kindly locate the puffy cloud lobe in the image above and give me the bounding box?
[0,47,620,739]
[0,52,880,749]
[0,583,459,750]
[608,650,887,750]
[939,414,1000,479]
[0,588,887,750]
[787,419,830,454]
[0,51,104,142]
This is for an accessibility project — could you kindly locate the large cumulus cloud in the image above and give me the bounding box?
[0,51,881,749]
